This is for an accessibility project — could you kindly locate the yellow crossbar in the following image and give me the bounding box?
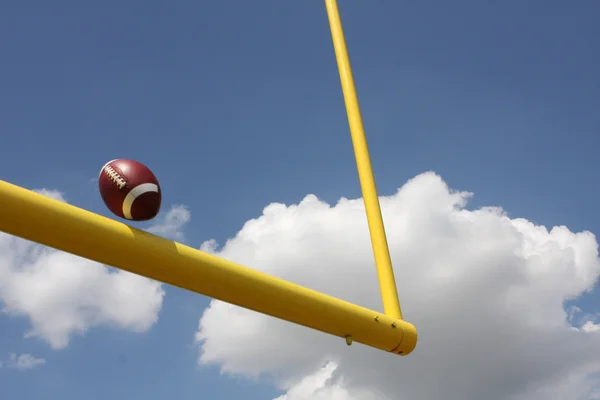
[0,180,417,356]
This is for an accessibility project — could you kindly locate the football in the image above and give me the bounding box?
[98,159,162,221]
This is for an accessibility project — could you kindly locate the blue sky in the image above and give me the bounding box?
[0,1,599,399]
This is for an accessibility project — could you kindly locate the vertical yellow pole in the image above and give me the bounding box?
[324,0,402,320]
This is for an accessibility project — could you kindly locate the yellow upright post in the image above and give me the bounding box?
[325,0,403,320]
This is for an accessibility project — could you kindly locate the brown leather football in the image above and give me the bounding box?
[98,159,162,221]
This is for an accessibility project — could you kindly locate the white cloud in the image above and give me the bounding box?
[2,353,46,371]
[582,321,600,333]
[272,362,375,400]
[146,205,191,241]
[0,190,188,350]
[195,172,600,400]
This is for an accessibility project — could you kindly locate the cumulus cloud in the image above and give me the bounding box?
[1,353,46,371]
[0,190,189,349]
[147,205,191,241]
[195,172,600,400]
[272,362,375,400]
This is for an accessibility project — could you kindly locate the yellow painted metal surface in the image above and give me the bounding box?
[325,0,403,319]
[0,180,417,355]
[0,2,419,357]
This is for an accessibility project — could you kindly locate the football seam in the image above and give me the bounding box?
[104,165,127,190]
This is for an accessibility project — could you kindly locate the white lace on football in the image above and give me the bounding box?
[104,165,127,189]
